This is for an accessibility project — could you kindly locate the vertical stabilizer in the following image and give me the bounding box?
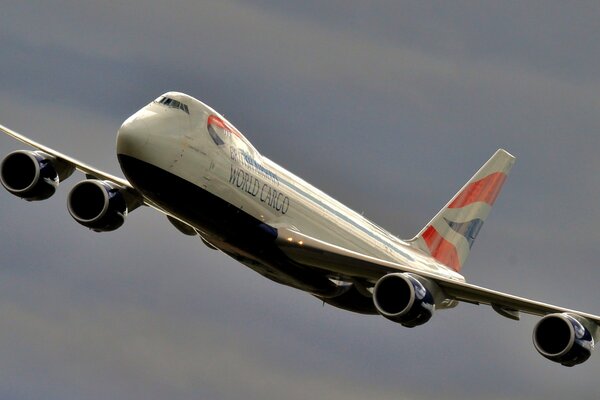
[408,149,515,272]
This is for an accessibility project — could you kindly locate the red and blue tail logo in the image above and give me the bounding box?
[409,150,515,273]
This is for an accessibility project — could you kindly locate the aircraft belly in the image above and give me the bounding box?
[117,154,348,297]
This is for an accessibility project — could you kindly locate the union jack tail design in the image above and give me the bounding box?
[408,149,515,273]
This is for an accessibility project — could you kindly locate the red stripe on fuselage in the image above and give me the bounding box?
[422,226,462,272]
[448,172,507,209]
[207,115,250,145]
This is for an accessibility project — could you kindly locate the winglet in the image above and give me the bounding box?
[408,149,515,272]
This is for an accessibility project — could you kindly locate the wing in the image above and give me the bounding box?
[0,123,207,237]
[276,226,600,324]
[0,123,151,211]
[0,123,132,188]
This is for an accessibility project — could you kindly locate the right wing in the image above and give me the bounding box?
[0,123,174,219]
[0,123,133,189]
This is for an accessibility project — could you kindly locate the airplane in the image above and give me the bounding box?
[1,91,598,367]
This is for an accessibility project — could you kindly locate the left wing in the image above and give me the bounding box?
[276,226,600,324]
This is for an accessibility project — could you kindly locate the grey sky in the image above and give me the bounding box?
[1,1,600,399]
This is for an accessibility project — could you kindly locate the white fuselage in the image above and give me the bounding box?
[116,92,463,285]
[4,92,600,367]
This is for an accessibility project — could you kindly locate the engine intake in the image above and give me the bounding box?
[373,273,440,328]
[533,313,594,367]
[1,150,74,201]
[68,180,128,232]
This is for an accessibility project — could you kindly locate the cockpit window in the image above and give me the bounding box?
[154,96,190,114]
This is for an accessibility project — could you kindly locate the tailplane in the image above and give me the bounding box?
[408,149,515,272]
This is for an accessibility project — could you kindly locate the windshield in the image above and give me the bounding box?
[154,96,190,114]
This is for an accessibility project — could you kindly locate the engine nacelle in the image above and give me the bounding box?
[1,150,74,201]
[373,273,441,328]
[533,313,595,367]
[67,180,128,232]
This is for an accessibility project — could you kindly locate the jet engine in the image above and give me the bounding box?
[0,150,74,201]
[67,180,128,232]
[533,313,595,367]
[373,273,443,328]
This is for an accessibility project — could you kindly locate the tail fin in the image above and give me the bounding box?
[408,149,515,273]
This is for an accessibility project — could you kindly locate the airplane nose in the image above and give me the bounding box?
[116,113,151,158]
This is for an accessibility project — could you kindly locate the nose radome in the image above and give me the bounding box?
[116,111,153,159]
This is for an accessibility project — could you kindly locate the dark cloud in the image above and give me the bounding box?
[1,1,600,399]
